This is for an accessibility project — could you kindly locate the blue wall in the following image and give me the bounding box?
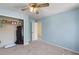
[29,16,36,41]
[42,8,79,52]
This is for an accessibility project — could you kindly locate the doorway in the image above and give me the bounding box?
[31,21,42,41]
[32,22,38,41]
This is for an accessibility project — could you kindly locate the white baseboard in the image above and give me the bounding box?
[24,42,29,45]
[43,40,79,54]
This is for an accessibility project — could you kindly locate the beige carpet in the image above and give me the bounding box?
[0,40,78,55]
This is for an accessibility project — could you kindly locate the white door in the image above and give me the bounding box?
[32,22,38,41]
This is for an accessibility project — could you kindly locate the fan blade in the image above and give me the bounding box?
[29,3,37,7]
[39,3,49,7]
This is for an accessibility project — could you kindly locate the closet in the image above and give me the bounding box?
[0,16,24,47]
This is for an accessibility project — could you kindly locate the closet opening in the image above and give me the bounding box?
[15,20,24,44]
[0,15,24,48]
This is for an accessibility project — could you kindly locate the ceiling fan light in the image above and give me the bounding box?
[30,7,34,12]
[33,8,38,13]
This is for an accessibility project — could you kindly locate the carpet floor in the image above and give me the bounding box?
[0,40,78,55]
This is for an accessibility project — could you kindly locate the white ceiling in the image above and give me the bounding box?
[0,3,79,19]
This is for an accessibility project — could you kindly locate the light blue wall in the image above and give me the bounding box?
[42,7,79,52]
[29,16,36,41]
[0,7,31,45]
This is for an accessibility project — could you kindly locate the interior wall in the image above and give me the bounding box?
[37,21,42,40]
[41,7,79,52]
[29,16,37,41]
[0,7,30,46]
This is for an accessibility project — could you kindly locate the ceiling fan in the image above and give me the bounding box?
[21,3,49,14]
